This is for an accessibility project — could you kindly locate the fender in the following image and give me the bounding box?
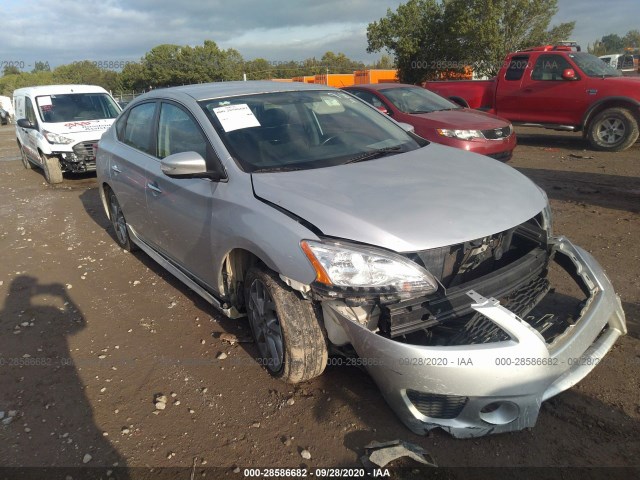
[581,96,640,128]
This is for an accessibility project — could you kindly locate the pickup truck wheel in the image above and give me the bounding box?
[587,108,639,152]
[244,266,328,383]
[19,144,33,170]
[106,187,138,252]
[41,153,63,184]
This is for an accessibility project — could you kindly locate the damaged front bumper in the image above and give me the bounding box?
[322,236,626,438]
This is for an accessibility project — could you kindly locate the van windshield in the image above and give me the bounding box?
[36,93,121,123]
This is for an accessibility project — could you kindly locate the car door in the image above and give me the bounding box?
[20,97,41,163]
[108,101,158,241]
[145,101,222,287]
[501,54,587,125]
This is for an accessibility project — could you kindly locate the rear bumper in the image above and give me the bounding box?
[325,236,626,438]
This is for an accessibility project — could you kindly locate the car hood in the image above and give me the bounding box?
[251,144,546,252]
[409,108,509,130]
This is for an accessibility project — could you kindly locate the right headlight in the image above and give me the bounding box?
[300,240,438,295]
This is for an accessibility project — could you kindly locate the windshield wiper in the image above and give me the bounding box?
[343,146,403,165]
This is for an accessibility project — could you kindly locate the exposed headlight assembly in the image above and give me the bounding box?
[436,129,484,141]
[43,130,74,145]
[301,240,438,295]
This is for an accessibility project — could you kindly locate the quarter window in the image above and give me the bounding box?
[157,103,208,159]
[122,103,156,154]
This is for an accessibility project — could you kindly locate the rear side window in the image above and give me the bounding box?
[505,56,529,81]
[531,54,573,81]
[157,103,208,159]
[122,103,156,154]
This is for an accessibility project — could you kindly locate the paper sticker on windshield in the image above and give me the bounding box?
[212,104,260,132]
[323,97,341,107]
[38,96,53,107]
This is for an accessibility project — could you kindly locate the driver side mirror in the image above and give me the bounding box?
[376,106,389,115]
[17,118,36,129]
[561,68,578,81]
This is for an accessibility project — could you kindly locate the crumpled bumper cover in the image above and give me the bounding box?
[328,236,626,438]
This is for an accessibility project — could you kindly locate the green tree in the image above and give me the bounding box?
[3,65,21,76]
[623,30,640,49]
[600,34,624,53]
[32,61,51,73]
[367,0,574,82]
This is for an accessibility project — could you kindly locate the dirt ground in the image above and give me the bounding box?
[0,123,638,479]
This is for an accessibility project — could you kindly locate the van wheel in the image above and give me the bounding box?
[244,266,328,383]
[19,144,32,169]
[587,108,639,152]
[41,153,63,184]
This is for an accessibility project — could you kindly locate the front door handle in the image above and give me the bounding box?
[147,182,162,194]
[111,165,122,173]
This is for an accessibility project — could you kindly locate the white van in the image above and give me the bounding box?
[14,85,121,184]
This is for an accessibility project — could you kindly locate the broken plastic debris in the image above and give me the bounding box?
[361,440,436,470]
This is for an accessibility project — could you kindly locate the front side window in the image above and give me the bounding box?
[157,103,208,159]
[25,97,37,125]
[200,90,425,173]
[531,54,574,81]
[122,102,156,154]
[348,90,386,109]
[36,93,120,123]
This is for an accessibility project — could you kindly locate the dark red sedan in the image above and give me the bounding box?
[343,83,516,161]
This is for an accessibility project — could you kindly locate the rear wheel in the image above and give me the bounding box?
[587,108,639,152]
[19,144,32,170]
[106,187,138,252]
[244,266,328,383]
[41,153,63,184]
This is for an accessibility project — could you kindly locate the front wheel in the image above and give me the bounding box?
[106,187,138,252]
[41,153,63,184]
[19,144,32,169]
[244,267,328,383]
[587,108,639,152]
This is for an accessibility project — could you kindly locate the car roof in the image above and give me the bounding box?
[344,83,416,92]
[13,85,109,96]
[135,80,333,102]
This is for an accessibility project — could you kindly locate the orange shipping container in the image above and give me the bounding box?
[354,69,398,84]
[314,74,355,87]
[292,76,316,83]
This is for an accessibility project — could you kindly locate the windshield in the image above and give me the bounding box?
[36,93,121,123]
[569,53,622,78]
[200,90,425,173]
[379,86,460,114]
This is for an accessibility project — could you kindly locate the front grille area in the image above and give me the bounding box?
[379,216,550,339]
[72,140,99,162]
[406,391,468,419]
[482,125,512,140]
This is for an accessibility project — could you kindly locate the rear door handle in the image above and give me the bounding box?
[111,165,122,173]
[147,182,162,194]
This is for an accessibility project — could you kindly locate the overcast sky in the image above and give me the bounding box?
[3,0,638,70]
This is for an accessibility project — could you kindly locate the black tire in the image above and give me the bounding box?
[41,153,63,184]
[106,187,138,252]
[19,143,32,170]
[244,266,328,383]
[587,108,639,152]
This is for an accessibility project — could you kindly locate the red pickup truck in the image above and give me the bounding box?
[425,46,640,152]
